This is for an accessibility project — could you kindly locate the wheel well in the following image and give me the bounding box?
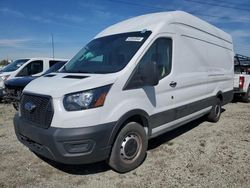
[124,115,148,128]
[217,93,223,102]
[108,113,149,147]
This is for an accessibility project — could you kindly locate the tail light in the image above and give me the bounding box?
[239,76,245,89]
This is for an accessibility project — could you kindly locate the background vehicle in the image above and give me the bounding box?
[0,77,4,102]
[234,54,250,102]
[0,58,68,100]
[0,58,68,81]
[0,66,6,71]
[4,61,67,110]
[14,11,233,173]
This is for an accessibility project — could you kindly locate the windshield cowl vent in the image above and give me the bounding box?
[44,74,56,77]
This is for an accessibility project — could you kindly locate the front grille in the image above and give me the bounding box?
[5,88,22,99]
[20,93,54,129]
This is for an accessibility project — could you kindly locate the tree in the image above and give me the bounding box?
[0,59,9,66]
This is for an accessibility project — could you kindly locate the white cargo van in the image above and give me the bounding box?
[0,58,68,100]
[0,58,68,81]
[14,11,234,173]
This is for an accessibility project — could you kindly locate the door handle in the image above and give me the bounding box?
[170,81,177,88]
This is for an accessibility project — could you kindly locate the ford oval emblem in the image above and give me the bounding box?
[24,102,36,112]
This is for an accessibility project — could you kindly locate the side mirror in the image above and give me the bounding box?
[123,61,160,90]
[140,61,159,86]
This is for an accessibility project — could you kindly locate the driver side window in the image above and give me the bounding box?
[124,37,173,90]
[139,38,172,79]
[17,60,43,77]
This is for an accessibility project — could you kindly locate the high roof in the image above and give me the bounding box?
[95,11,232,43]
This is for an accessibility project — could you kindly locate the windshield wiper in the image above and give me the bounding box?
[77,70,96,74]
[60,69,95,74]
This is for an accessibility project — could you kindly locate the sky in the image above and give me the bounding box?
[0,0,250,60]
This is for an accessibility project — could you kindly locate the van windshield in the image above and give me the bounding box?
[2,59,29,72]
[61,31,152,74]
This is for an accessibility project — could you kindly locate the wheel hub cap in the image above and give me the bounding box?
[215,105,220,117]
[120,134,140,160]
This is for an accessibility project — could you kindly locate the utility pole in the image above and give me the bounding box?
[51,34,54,59]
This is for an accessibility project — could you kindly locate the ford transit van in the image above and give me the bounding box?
[14,11,234,173]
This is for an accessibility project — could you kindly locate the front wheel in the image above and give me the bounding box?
[207,98,222,123]
[108,122,148,173]
[242,86,250,103]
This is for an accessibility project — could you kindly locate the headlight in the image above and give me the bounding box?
[1,75,10,81]
[63,84,112,111]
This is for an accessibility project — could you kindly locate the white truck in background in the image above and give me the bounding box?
[234,54,250,102]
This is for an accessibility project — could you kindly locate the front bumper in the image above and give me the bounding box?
[14,114,116,164]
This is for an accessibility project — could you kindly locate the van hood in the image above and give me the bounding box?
[24,73,118,98]
[5,76,36,89]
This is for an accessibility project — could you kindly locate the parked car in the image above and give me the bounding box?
[0,77,5,102]
[234,54,250,102]
[13,11,234,173]
[4,61,67,109]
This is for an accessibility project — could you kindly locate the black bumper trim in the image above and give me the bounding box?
[222,90,233,105]
[14,114,116,164]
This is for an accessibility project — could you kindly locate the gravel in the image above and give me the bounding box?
[0,101,249,188]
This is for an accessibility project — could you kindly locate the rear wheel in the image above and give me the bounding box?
[207,98,222,122]
[108,122,147,173]
[242,86,250,103]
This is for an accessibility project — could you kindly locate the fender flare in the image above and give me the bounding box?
[107,109,150,146]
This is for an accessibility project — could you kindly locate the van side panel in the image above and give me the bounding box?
[173,23,233,109]
[205,42,234,98]
[172,25,210,107]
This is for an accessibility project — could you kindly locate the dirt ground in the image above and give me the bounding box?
[0,101,249,188]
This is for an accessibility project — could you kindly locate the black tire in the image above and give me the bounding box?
[207,98,222,123]
[108,122,148,173]
[242,86,250,103]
